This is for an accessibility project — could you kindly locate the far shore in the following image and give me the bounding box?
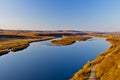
[0,37,55,56]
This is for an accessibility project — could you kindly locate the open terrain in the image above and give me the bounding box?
[0,30,57,55]
[0,29,120,80]
[0,29,88,55]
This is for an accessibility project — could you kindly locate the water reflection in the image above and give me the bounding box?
[0,37,110,80]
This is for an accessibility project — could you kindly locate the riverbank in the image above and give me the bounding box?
[0,36,54,55]
[70,37,120,80]
[50,36,91,46]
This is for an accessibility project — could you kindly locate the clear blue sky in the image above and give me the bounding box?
[0,0,120,31]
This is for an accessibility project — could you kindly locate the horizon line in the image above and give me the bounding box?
[0,28,120,33]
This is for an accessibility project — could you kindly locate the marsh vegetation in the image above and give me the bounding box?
[0,30,55,55]
[0,37,54,55]
[51,36,91,46]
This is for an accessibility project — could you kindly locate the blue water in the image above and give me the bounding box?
[0,37,110,80]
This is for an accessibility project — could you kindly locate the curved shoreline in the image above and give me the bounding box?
[0,37,54,56]
[50,36,92,46]
[70,38,112,80]
[0,36,117,80]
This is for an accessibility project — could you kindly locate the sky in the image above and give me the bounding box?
[0,0,120,32]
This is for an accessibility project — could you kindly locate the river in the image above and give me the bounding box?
[0,37,110,80]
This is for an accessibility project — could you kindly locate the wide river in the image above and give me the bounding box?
[0,37,110,80]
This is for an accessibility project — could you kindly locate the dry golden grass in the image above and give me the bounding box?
[95,38,120,80]
[51,39,76,46]
[51,36,91,46]
[71,35,120,80]
[0,49,10,55]
[0,36,54,55]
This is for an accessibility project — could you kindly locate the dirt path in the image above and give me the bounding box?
[88,66,97,80]
[88,51,112,80]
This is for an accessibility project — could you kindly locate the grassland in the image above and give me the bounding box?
[0,30,56,55]
[70,35,120,80]
[50,36,91,46]
[0,30,88,55]
[0,37,54,55]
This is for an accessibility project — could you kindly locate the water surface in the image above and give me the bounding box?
[0,37,110,80]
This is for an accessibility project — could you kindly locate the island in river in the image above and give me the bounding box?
[0,30,89,55]
[0,29,120,80]
[50,36,92,46]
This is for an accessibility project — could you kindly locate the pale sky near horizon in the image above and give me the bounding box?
[0,0,120,32]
